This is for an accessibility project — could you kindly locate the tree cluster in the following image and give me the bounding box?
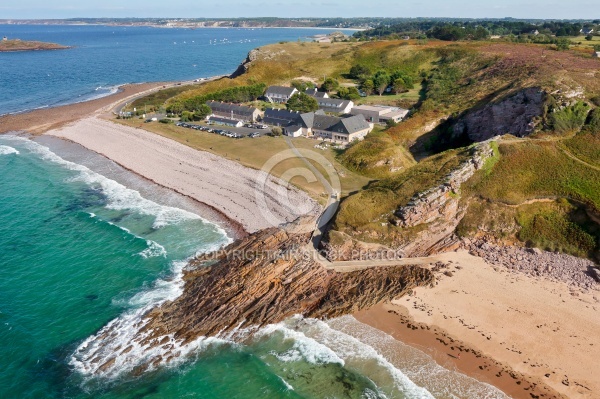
[167,83,266,114]
[286,92,319,113]
[349,63,415,96]
[354,20,599,42]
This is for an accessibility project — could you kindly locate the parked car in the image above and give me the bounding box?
[249,132,260,138]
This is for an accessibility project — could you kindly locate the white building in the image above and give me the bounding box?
[265,86,298,104]
[350,105,409,124]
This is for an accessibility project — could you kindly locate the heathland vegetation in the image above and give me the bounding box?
[128,36,600,260]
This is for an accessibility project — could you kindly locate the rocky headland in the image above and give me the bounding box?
[72,226,434,377]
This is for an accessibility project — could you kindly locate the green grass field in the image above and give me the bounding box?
[466,141,600,213]
[116,119,371,202]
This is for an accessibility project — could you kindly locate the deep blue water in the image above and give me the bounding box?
[0,24,341,115]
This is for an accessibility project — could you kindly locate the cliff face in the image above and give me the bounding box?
[323,143,495,260]
[229,49,259,78]
[74,227,433,376]
[453,87,545,142]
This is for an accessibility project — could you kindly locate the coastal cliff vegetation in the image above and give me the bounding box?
[129,38,600,261]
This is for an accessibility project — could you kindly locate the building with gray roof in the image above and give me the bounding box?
[206,101,262,122]
[305,88,329,99]
[316,98,354,114]
[265,86,298,103]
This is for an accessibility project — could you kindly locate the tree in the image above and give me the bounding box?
[286,92,319,113]
[373,70,391,96]
[291,80,314,92]
[193,104,212,121]
[392,77,407,94]
[472,26,489,40]
[167,101,185,115]
[349,64,371,79]
[271,127,283,136]
[362,79,375,96]
[321,77,339,93]
[180,111,194,122]
[343,87,361,101]
[391,70,414,89]
[337,87,349,99]
[585,35,593,41]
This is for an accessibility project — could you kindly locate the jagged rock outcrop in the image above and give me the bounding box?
[394,143,493,228]
[229,49,260,78]
[323,143,495,260]
[146,228,432,338]
[453,87,545,142]
[74,227,433,376]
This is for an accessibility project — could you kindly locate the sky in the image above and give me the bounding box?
[0,0,599,20]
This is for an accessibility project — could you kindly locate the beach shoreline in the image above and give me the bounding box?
[4,78,598,399]
[356,250,600,399]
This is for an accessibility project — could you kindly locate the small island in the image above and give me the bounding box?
[0,37,70,52]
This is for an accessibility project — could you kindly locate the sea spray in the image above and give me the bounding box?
[0,145,19,155]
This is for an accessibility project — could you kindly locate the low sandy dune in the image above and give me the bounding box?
[48,117,319,233]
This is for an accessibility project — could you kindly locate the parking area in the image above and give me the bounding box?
[176,121,269,138]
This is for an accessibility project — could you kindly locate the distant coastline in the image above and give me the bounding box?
[0,38,70,52]
[0,19,367,31]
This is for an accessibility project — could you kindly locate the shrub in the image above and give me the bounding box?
[548,101,590,134]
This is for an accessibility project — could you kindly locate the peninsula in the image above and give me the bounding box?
[0,38,70,52]
[2,31,599,399]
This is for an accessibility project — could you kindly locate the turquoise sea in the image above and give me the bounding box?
[1,26,510,398]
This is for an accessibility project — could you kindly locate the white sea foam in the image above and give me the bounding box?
[327,316,511,399]
[3,136,226,232]
[278,376,294,391]
[70,241,228,380]
[256,323,345,366]
[81,85,121,103]
[0,145,19,155]
[138,240,167,259]
[0,136,234,379]
[257,316,434,399]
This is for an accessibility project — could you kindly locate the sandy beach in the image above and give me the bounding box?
[47,116,319,233]
[3,84,599,399]
[0,83,167,134]
[356,250,600,399]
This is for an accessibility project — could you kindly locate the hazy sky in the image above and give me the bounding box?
[1,0,599,19]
